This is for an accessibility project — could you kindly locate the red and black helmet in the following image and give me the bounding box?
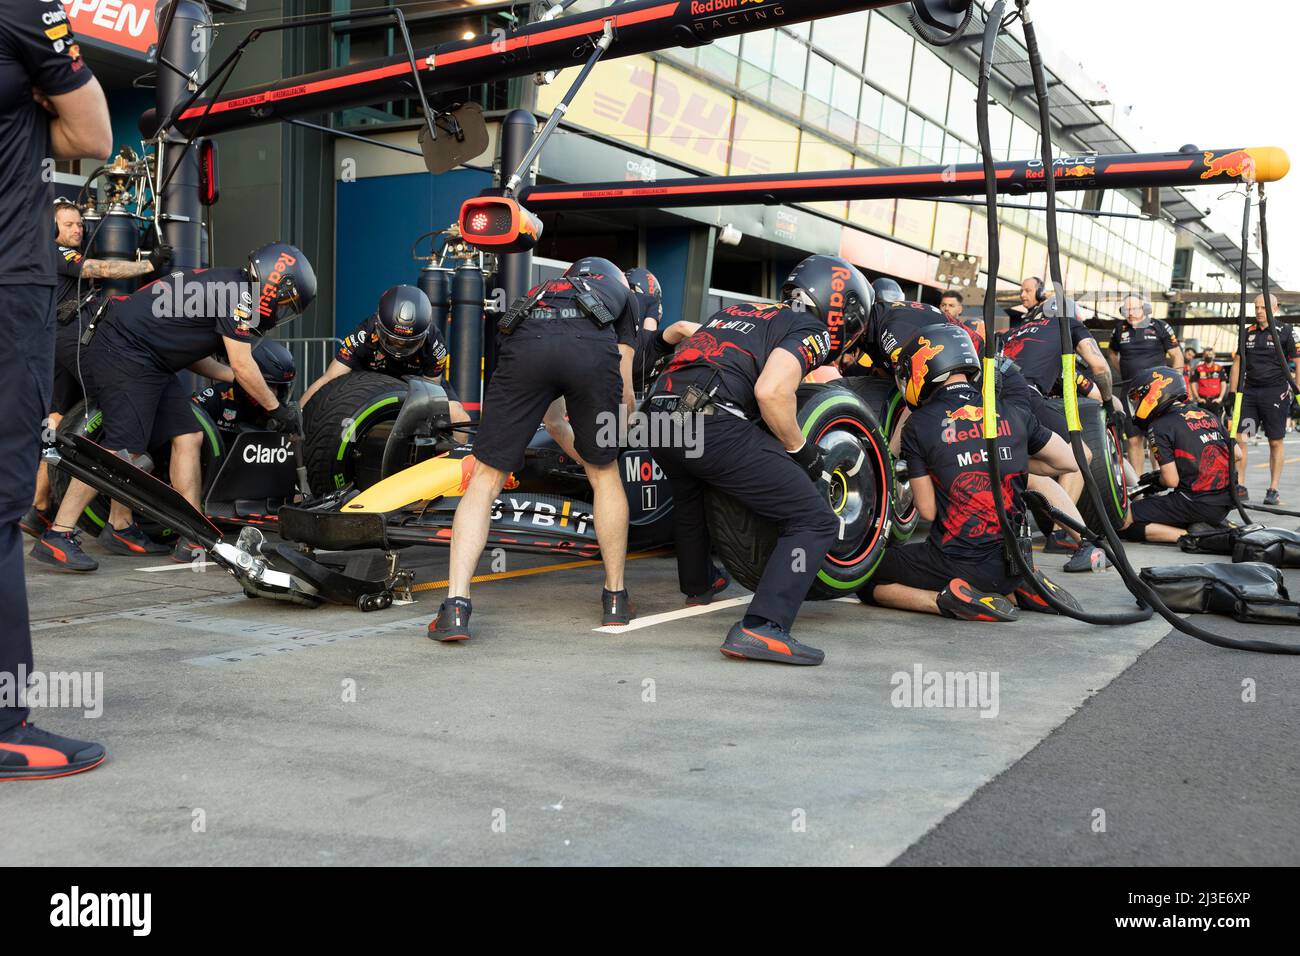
[1128,365,1187,430]
[780,255,873,360]
[247,241,316,330]
[893,322,982,407]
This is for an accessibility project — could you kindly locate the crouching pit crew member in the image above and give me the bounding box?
[648,255,869,666]
[429,256,639,641]
[300,285,467,428]
[859,325,1080,620]
[193,338,296,435]
[1119,367,1237,543]
[32,242,316,571]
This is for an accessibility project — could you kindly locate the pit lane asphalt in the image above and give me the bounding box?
[5,431,1300,866]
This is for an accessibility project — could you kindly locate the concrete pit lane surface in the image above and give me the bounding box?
[6,432,1300,865]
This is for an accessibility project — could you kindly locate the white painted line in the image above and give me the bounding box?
[593,595,753,633]
[140,562,208,573]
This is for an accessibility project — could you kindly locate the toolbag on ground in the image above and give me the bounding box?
[1232,527,1300,569]
[1138,562,1300,624]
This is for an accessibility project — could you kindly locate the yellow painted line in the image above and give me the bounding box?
[411,548,672,593]
[1253,457,1300,468]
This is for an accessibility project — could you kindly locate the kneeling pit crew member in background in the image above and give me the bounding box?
[300,285,466,429]
[1106,294,1182,476]
[194,338,296,435]
[23,200,172,537]
[648,254,869,666]
[429,256,639,641]
[1120,366,1237,543]
[860,324,1080,620]
[32,242,316,571]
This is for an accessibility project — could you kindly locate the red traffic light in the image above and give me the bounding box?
[197,137,219,206]
[458,195,542,253]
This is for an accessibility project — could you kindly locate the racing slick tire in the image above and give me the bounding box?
[50,400,224,538]
[706,383,892,600]
[1046,396,1128,533]
[838,375,918,543]
[303,371,409,494]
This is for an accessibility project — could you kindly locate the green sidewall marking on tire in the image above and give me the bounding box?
[1104,429,1123,517]
[192,405,221,457]
[800,391,890,591]
[335,396,401,462]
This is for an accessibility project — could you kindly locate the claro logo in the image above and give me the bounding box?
[243,443,290,464]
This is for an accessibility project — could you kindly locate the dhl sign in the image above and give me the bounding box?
[64,0,158,58]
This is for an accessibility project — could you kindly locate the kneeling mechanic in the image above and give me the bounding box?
[859,324,1080,621]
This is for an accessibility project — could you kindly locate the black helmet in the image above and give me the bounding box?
[566,256,628,287]
[781,255,873,360]
[626,266,662,320]
[252,338,296,403]
[872,277,906,306]
[248,242,316,329]
[1128,366,1187,430]
[893,323,982,408]
[375,285,433,358]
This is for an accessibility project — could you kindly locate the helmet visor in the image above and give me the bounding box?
[377,325,426,358]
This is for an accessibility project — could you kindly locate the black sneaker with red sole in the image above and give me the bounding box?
[720,620,824,666]
[30,530,98,572]
[0,721,106,781]
[1014,570,1083,615]
[99,522,170,556]
[19,506,54,538]
[686,566,732,606]
[937,578,1020,622]
[602,589,634,626]
[428,597,472,642]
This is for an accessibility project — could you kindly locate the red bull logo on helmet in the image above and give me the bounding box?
[258,250,298,319]
[1135,371,1175,420]
[904,336,944,406]
[824,265,851,351]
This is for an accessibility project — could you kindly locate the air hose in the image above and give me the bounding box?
[969,1,1151,625]
[1013,0,1299,653]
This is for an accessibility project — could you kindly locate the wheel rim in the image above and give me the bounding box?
[815,417,886,568]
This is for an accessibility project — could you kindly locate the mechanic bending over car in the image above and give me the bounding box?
[23,199,172,538]
[300,285,468,429]
[859,324,1081,622]
[542,265,698,462]
[31,242,316,571]
[429,256,639,641]
[193,338,296,434]
[646,255,863,667]
[1119,366,1237,543]
[1106,294,1183,476]
[1229,294,1298,506]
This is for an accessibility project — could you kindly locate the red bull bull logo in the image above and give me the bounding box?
[1136,371,1174,420]
[1201,150,1254,181]
[946,405,984,423]
[906,336,944,406]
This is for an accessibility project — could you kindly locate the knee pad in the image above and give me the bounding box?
[1119,521,1147,543]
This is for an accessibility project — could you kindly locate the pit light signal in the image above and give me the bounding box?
[458,195,542,253]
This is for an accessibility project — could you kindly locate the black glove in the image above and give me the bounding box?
[266,401,303,435]
[147,243,174,272]
[1136,470,1162,493]
[789,440,825,482]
